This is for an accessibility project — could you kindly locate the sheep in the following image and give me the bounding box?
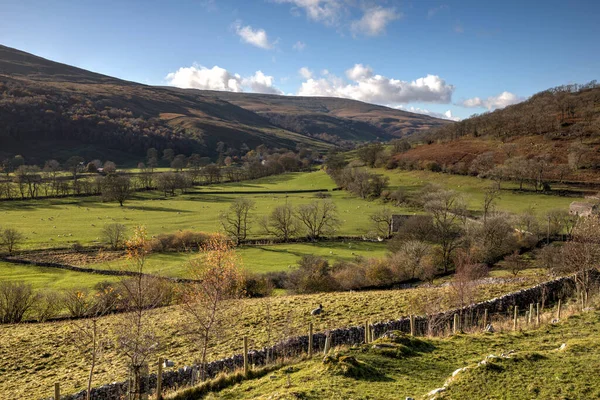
[311,304,323,316]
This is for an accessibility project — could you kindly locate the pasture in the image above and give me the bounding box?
[0,276,538,399]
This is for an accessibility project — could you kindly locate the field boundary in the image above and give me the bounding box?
[50,271,591,400]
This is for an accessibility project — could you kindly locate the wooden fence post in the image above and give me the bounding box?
[156,358,163,400]
[536,303,540,326]
[513,306,518,331]
[453,314,459,334]
[410,315,415,336]
[528,303,534,324]
[483,309,488,330]
[243,336,248,376]
[308,322,313,357]
[54,383,60,400]
[557,299,562,321]
[364,321,369,344]
[323,335,331,355]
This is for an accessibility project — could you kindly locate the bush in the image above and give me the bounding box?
[331,261,368,290]
[62,289,94,318]
[243,272,273,298]
[148,231,211,252]
[286,255,340,294]
[0,281,35,323]
[34,290,61,322]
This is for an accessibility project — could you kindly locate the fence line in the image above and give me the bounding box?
[47,271,592,400]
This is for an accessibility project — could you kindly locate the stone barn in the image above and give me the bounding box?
[391,214,412,233]
[569,201,599,217]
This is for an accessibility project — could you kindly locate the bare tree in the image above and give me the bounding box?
[370,207,394,239]
[391,240,432,279]
[449,251,487,309]
[0,227,24,255]
[181,235,245,380]
[261,203,299,242]
[71,286,118,400]
[114,227,162,399]
[424,190,466,272]
[504,251,527,276]
[296,200,340,240]
[102,223,127,250]
[482,184,500,224]
[559,216,600,307]
[0,281,35,323]
[220,198,255,244]
[101,175,131,206]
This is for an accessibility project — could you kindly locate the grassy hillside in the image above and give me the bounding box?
[0,277,538,399]
[398,81,600,183]
[188,309,600,400]
[0,45,449,163]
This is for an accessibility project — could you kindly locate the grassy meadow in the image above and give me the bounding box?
[0,276,540,399]
[190,309,600,400]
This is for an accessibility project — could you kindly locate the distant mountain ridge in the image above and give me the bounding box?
[0,44,451,163]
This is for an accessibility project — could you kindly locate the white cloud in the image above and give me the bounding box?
[427,5,448,19]
[274,1,400,36]
[395,105,461,121]
[351,6,401,36]
[165,65,282,94]
[243,71,283,94]
[293,41,306,51]
[165,65,243,92]
[273,0,344,26]
[233,22,274,49]
[298,64,455,104]
[299,67,313,79]
[454,21,464,33]
[461,91,523,110]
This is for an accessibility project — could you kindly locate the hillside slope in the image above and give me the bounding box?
[397,82,600,182]
[0,45,449,163]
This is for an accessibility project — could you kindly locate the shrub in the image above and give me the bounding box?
[0,281,35,323]
[364,259,395,286]
[243,272,273,298]
[286,255,339,294]
[148,231,211,252]
[62,289,94,318]
[34,290,61,322]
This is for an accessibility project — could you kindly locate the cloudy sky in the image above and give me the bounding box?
[1,0,599,120]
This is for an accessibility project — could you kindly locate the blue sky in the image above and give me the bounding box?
[1,0,599,120]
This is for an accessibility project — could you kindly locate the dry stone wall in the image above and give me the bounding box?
[49,272,588,400]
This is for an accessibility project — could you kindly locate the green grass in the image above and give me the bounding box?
[0,261,117,291]
[376,168,585,216]
[0,278,538,399]
[0,176,408,250]
[88,241,388,277]
[194,170,337,192]
[191,310,600,400]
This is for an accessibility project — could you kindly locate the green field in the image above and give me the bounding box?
[0,171,409,250]
[0,261,117,291]
[375,168,585,216]
[89,241,387,277]
[191,309,600,400]
[0,277,538,399]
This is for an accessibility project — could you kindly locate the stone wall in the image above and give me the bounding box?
[49,272,587,400]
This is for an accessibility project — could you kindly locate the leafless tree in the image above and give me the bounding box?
[504,251,527,276]
[449,251,487,309]
[71,286,118,400]
[220,198,255,244]
[482,184,500,224]
[391,240,432,279]
[261,203,299,242]
[559,216,600,307]
[296,200,340,240]
[424,190,466,272]
[370,207,394,238]
[0,281,35,323]
[101,223,127,250]
[101,175,131,206]
[181,235,245,380]
[0,227,24,255]
[114,227,162,399]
